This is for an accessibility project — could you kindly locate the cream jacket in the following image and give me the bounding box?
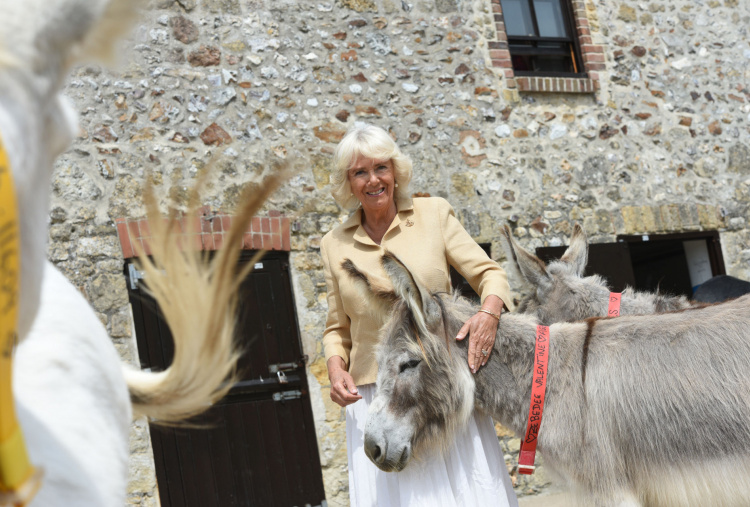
[321,196,514,386]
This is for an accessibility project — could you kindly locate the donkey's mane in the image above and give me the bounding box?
[430,290,476,350]
[381,296,451,368]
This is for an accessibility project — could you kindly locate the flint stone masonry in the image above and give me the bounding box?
[50,0,750,505]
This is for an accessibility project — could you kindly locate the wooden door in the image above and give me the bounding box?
[126,251,326,507]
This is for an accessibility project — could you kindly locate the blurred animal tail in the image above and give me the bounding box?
[123,167,286,423]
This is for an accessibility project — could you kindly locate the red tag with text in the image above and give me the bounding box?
[608,292,622,317]
[518,325,549,475]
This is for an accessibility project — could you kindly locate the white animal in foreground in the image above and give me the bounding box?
[0,1,281,504]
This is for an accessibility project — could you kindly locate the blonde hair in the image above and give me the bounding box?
[330,123,413,210]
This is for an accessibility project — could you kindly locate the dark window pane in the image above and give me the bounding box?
[533,0,568,37]
[501,0,536,37]
[534,55,572,72]
[511,54,533,71]
[510,50,575,74]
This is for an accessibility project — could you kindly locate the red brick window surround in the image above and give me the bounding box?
[115,207,291,260]
[489,0,604,93]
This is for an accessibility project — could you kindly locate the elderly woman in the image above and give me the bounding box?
[321,123,517,506]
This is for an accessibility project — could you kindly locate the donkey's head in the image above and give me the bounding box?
[500,224,610,324]
[343,253,475,472]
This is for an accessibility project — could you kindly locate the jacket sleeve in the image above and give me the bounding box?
[321,234,353,366]
[436,198,515,311]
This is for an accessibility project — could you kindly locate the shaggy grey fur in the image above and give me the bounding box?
[500,224,695,324]
[351,253,750,506]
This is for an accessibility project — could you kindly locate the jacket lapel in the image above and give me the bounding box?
[343,196,415,247]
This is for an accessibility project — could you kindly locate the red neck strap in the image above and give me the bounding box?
[518,325,550,475]
[608,292,622,317]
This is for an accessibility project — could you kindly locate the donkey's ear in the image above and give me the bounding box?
[498,225,521,277]
[380,252,441,329]
[559,223,588,276]
[499,225,551,290]
[341,259,399,306]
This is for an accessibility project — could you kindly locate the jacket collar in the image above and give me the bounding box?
[342,195,414,246]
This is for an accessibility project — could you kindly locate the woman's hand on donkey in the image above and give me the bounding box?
[327,356,362,407]
[456,296,503,374]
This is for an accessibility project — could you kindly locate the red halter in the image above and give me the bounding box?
[518,325,550,475]
[608,292,622,317]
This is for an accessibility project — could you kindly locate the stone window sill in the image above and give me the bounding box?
[514,76,598,94]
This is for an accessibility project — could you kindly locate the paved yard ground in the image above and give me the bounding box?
[518,491,575,507]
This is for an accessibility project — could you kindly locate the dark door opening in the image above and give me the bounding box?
[535,231,725,298]
[126,251,326,507]
[450,243,492,302]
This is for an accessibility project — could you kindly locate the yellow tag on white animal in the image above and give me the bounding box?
[0,135,40,505]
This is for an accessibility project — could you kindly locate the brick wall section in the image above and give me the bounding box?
[115,207,291,259]
[489,0,604,93]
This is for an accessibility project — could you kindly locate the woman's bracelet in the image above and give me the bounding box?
[478,308,501,321]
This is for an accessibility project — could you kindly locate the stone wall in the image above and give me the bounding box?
[52,0,750,504]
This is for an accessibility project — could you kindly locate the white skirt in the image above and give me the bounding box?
[346,384,518,507]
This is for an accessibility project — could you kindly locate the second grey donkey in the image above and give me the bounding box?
[345,252,750,507]
[499,224,695,324]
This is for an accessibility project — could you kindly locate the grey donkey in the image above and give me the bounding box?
[344,252,750,506]
[499,224,694,324]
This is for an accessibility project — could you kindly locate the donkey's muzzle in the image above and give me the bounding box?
[364,433,410,472]
[364,435,384,464]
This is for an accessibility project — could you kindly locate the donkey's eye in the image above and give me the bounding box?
[399,359,421,373]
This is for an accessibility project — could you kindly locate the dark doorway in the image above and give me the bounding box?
[126,251,326,507]
[535,231,725,298]
[450,243,492,302]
